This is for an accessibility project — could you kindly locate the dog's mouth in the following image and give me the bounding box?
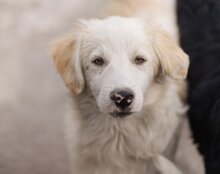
[110,111,133,118]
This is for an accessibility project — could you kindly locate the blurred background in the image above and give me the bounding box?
[0,0,104,173]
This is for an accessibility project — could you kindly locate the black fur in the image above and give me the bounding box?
[177,0,220,173]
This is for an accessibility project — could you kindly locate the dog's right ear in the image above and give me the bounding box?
[51,31,84,95]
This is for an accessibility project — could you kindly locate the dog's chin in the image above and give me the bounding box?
[109,111,133,118]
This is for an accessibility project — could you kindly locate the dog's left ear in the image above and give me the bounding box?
[154,30,189,80]
[51,32,84,94]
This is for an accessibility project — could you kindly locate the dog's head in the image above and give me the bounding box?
[52,17,189,117]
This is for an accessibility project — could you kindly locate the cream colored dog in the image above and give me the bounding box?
[51,0,204,173]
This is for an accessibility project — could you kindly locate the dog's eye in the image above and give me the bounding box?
[92,57,105,66]
[134,56,146,65]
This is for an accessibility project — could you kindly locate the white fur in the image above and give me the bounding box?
[52,0,204,174]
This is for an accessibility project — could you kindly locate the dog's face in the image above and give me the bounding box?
[52,17,189,117]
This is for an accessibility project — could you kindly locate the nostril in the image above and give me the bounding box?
[110,88,135,109]
[114,94,124,104]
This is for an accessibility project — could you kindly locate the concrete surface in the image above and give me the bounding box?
[0,1,103,173]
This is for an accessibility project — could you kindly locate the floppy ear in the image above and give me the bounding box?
[51,32,84,94]
[154,30,189,80]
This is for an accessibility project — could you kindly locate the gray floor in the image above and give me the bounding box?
[0,1,103,173]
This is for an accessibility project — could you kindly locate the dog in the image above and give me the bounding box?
[178,0,220,173]
[51,0,204,173]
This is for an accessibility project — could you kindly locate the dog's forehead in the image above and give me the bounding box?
[84,17,151,46]
[80,17,153,57]
[97,17,144,33]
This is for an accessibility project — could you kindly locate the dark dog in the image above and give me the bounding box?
[177,0,220,173]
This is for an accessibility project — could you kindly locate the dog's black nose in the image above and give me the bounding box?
[110,88,134,109]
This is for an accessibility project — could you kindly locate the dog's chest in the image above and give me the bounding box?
[79,107,180,165]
